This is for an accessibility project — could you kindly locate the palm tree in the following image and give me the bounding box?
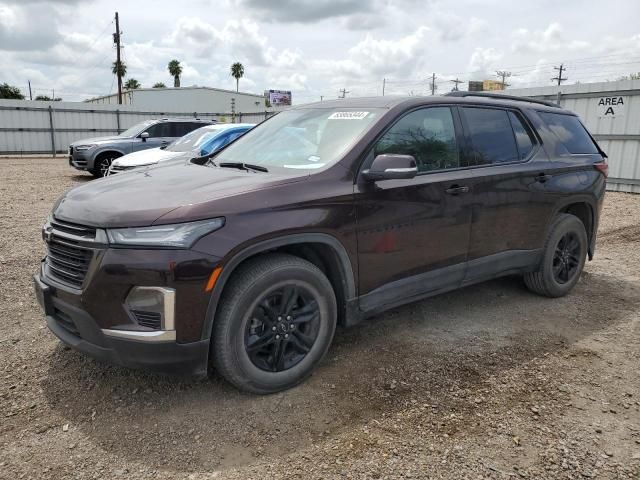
[124,78,141,90]
[168,60,182,87]
[152,82,166,88]
[111,61,126,78]
[230,62,244,92]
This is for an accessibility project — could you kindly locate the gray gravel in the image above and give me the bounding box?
[1,157,639,479]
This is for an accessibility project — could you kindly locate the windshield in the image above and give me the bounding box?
[166,126,223,152]
[213,108,383,171]
[119,120,154,138]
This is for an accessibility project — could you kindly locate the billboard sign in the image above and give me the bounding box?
[267,89,292,106]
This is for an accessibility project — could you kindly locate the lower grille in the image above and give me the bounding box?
[131,310,162,330]
[54,308,80,337]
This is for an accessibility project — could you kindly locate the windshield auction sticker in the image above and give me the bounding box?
[328,111,369,120]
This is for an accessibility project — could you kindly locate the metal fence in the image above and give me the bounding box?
[0,99,276,156]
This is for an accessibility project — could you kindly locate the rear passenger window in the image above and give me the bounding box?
[508,111,535,160]
[539,112,599,154]
[374,107,459,172]
[461,107,519,165]
[145,122,173,138]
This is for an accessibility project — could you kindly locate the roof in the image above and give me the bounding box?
[84,86,266,103]
[294,94,569,113]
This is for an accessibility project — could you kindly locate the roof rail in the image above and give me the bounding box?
[444,91,560,108]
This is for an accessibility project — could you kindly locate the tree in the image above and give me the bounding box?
[124,78,141,90]
[0,83,25,99]
[34,95,62,101]
[152,82,166,88]
[112,61,127,78]
[168,60,182,88]
[230,62,244,92]
[617,72,640,81]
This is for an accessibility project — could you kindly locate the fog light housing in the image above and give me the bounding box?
[125,287,175,330]
[102,287,176,342]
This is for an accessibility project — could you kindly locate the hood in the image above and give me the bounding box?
[70,135,130,146]
[112,148,183,167]
[54,162,306,228]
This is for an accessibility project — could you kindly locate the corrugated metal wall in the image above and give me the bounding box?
[0,99,274,155]
[505,79,640,193]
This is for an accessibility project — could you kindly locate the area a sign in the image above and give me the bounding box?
[597,96,625,117]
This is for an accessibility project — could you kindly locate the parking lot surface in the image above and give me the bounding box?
[1,157,639,479]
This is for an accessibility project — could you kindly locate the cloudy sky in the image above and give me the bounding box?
[1,0,639,103]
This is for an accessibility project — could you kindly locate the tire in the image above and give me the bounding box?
[524,213,588,298]
[91,153,121,178]
[211,253,337,394]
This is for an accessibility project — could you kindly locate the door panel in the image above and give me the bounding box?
[355,105,472,307]
[356,169,474,298]
[459,107,553,281]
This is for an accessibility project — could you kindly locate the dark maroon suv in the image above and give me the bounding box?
[34,93,607,393]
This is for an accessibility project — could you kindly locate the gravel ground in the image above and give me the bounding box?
[1,157,639,480]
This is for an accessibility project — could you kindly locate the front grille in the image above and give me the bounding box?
[131,310,162,330]
[44,218,96,289]
[50,218,96,239]
[108,165,135,174]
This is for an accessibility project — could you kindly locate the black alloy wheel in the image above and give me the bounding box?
[552,232,581,284]
[245,286,321,372]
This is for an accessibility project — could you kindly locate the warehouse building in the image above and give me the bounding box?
[85,86,279,114]
[500,79,640,193]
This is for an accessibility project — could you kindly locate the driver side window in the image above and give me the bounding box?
[374,107,459,172]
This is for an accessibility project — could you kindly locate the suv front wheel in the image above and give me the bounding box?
[211,254,337,394]
[524,213,588,298]
[92,152,121,178]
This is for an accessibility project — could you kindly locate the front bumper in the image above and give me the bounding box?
[35,274,210,377]
[68,149,93,170]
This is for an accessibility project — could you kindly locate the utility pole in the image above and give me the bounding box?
[552,64,567,86]
[382,78,386,96]
[496,70,511,89]
[28,81,32,100]
[114,12,123,105]
[339,88,349,98]
[430,73,437,95]
[450,78,463,91]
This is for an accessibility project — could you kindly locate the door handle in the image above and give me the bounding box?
[535,173,552,183]
[445,185,470,195]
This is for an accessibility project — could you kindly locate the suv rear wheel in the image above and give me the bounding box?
[211,254,337,394]
[524,213,588,297]
[92,152,121,178]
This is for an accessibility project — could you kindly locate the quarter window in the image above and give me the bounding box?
[539,112,599,154]
[461,107,519,165]
[374,107,459,172]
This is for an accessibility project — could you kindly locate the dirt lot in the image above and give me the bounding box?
[1,157,639,479]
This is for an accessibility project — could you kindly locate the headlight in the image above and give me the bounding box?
[74,144,96,151]
[106,217,225,248]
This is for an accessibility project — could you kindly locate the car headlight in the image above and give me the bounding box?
[106,217,225,248]
[74,144,97,151]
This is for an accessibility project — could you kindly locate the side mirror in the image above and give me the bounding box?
[140,132,149,142]
[362,154,418,181]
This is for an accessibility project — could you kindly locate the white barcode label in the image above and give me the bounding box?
[328,111,369,120]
